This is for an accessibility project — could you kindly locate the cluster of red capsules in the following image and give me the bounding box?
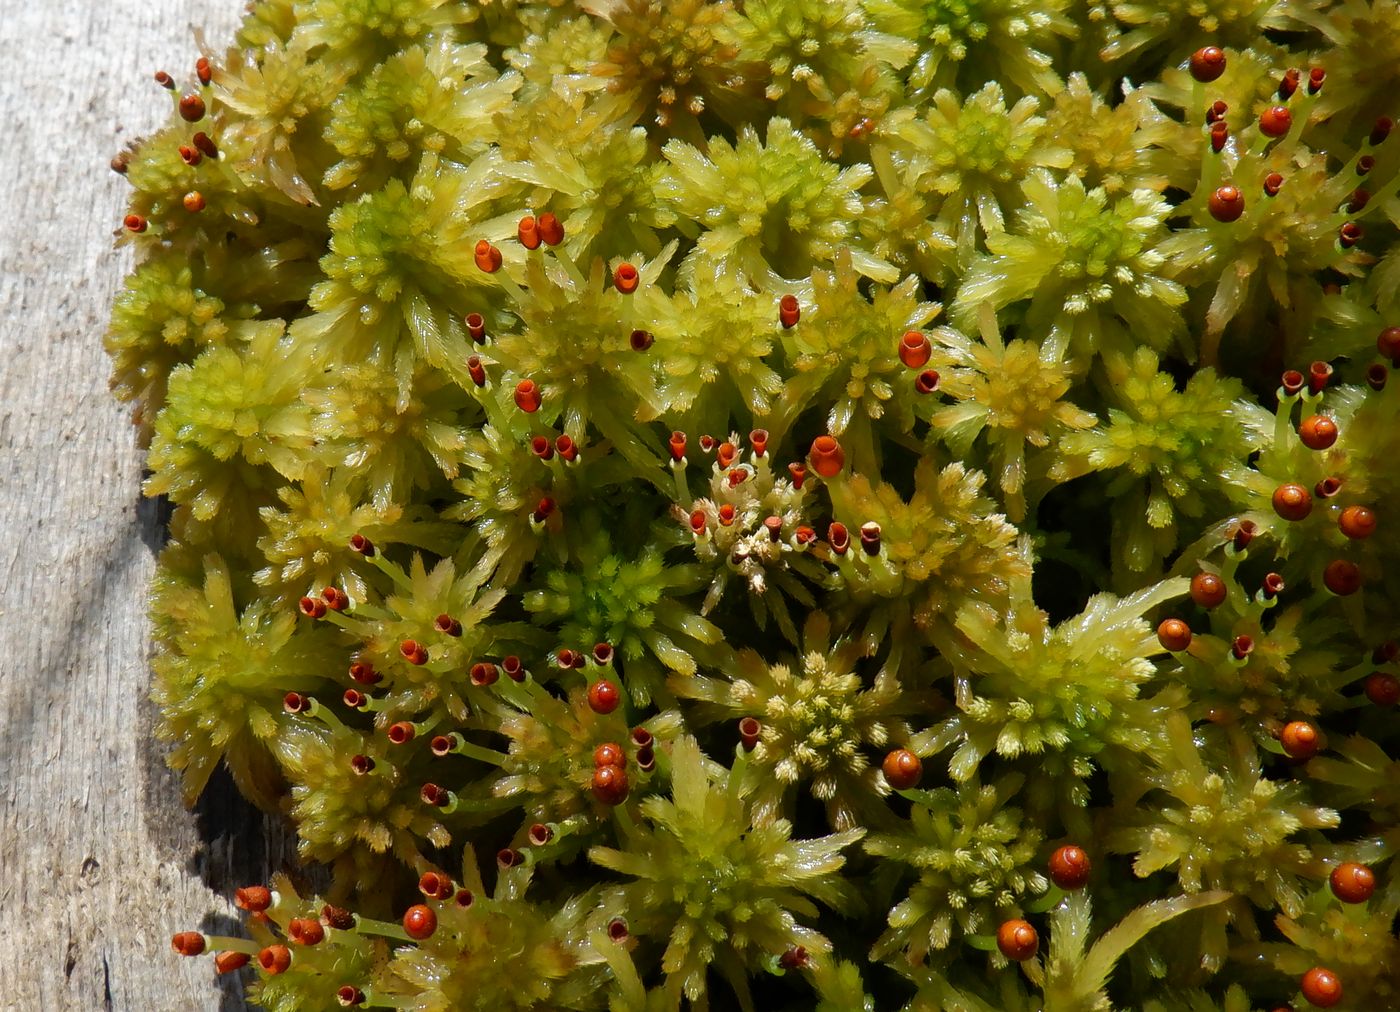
[118,56,218,233]
[1189,44,1394,248]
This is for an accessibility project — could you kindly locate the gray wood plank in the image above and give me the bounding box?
[0,3,298,1008]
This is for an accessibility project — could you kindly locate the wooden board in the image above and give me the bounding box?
[0,4,300,1008]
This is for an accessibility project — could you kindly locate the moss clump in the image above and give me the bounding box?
[115,1,1400,1009]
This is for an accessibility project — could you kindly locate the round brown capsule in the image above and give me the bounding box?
[1208,185,1245,223]
[1157,619,1192,652]
[1299,967,1342,1007]
[1297,416,1337,450]
[178,94,206,122]
[588,679,621,714]
[1363,671,1399,706]
[1190,572,1227,609]
[593,742,626,769]
[1047,845,1091,890]
[1272,483,1313,521]
[403,904,437,941]
[1322,559,1361,596]
[1280,720,1320,760]
[1189,46,1227,82]
[1378,326,1400,362]
[1328,862,1375,903]
[1259,105,1292,138]
[591,763,629,805]
[882,749,922,791]
[1338,505,1376,539]
[996,919,1039,961]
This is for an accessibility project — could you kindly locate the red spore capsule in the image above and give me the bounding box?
[1232,635,1254,660]
[171,932,206,956]
[809,435,845,478]
[1300,967,1342,1007]
[593,642,614,666]
[322,587,349,611]
[235,885,272,912]
[717,504,736,526]
[193,132,218,158]
[1378,326,1400,363]
[1208,185,1245,222]
[613,263,639,293]
[400,640,428,665]
[739,717,761,750]
[349,533,375,556]
[1272,483,1313,521]
[1339,222,1364,249]
[517,215,540,250]
[387,721,416,744]
[1363,671,1399,706]
[474,239,502,273]
[336,985,364,1006]
[465,312,486,343]
[178,94,206,122]
[669,431,687,462]
[1328,862,1375,903]
[514,379,541,413]
[1278,68,1300,100]
[1315,476,1342,499]
[124,214,147,233]
[1206,99,1228,125]
[629,328,653,351]
[1298,415,1337,449]
[788,462,807,488]
[555,434,577,461]
[1190,572,1227,608]
[882,748,922,790]
[1157,619,1192,652]
[716,442,737,469]
[1259,105,1292,137]
[588,679,621,714]
[531,435,554,461]
[298,596,326,618]
[997,920,1039,961]
[1210,121,1229,152]
[1263,172,1283,197]
[537,212,564,246]
[1048,845,1091,890]
[1262,573,1285,599]
[1322,559,1361,596]
[1189,46,1226,82]
[214,952,249,974]
[1280,720,1319,759]
[258,945,292,974]
[466,355,486,387]
[1370,117,1393,146]
[1347,188,1370,213]
[591,764,629,805]
[1338,505,1376,539]
[1368,363,1389,389]
[749,428,768,456]
[594,742,625,769]
[350,754,375,775]
[154,70,174,89]
[915,369,940,394]
[779,294,800,328]
[196,56,212,86]
[860,522,882,556]
[688,509,707,534]
[828,522,849,556]
[899,330,931,368]
[282,692,309,714]
[1358,155,1376,177]
[1230,519,1257,552]
[528,823,554,846]
[469,662,498,686]
[1307,67,1325,94]
[403,905,437,941]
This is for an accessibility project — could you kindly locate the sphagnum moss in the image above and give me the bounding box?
[111,2,1400,1009]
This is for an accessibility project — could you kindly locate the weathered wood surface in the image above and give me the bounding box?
[0,4,299,1009]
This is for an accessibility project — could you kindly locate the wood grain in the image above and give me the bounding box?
[0,3,301,1008]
